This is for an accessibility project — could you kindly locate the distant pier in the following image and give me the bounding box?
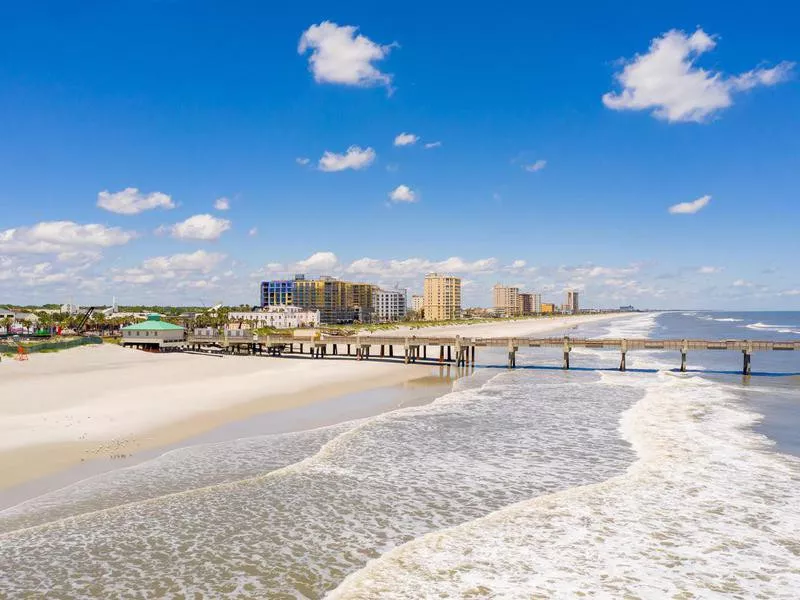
[180,334,799,375]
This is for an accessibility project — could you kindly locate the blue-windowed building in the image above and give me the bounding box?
[261,278,297,307]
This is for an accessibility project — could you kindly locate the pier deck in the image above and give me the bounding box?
[182,334,798,375]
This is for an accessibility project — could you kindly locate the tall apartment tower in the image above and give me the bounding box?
[566,290,580,313]
[492,284,521,317]
[423,273,461,321]
[519,292,542,315]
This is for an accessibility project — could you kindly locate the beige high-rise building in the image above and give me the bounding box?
[566,290,580,313]
[410,294,424,313]
[492,284,522,317]
[423,273,461,321]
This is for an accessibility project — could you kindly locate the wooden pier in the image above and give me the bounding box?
[182,334,799,375]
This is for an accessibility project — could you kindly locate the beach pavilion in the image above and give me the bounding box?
[121,314,186,351]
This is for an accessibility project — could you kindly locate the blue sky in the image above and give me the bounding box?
[0,0,798,309]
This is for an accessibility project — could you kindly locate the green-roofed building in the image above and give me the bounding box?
[121,314,185,350]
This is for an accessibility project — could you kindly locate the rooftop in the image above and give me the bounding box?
[121,314,184,331]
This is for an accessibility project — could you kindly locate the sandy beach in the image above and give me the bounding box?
[0,313,622,491]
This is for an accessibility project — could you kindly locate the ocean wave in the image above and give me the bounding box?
[745,321,796,331]
[0,363,640,597]
[328,367,800,599]
[714,317,744,322]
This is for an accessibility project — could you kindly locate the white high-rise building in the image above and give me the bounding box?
[411,295,424,312]
[372,287,407,322]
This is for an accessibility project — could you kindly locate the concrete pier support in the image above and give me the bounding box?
[423,345,427,359]
[380,345,385,357]
[620,339,627,372]
[347,344,351,356]
[389,345,394,358]
[743,342,753,375]
[471,346,475,365]
[447,346,452,362]
[439,346,445,364]
[681,340,688,372]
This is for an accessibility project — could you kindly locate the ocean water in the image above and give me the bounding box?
[1,312,798,598]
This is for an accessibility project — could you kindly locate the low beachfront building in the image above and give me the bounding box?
[228,306,320,330]
[121,314,185,350]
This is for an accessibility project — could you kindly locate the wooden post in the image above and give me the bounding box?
[471,346,475,364]
[381,345,385,357]
[439,345,444,364]
[347,343,351,355]
[563,336,571,370]
[423,345,427,359]
[620,339,627,372]
[447,346,452,362]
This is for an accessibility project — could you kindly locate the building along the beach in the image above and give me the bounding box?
[121,314,185,350]
[260,274,376,324]
[423,273,461,321]
[228,306,320,329]
[372,287,407,322]
[566,290,580,313]
[541,302,556,314]
[493,284,522,317]
[519,292,542,315]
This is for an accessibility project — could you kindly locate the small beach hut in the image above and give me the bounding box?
[121,314,185,351]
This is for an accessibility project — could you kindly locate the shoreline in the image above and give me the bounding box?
[0,313,624,497]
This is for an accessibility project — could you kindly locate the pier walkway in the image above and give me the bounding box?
[182,334,799,375]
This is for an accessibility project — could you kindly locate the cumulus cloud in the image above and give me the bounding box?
[0,221,134,254]
[424,141,442,149]
[389,184,417,203]
[213,197,230,211]
[296,157,311,166]
[165,214,231,241]
[113,250,226,284]
[524,159,547,172]
[603,28,794,123]
[698,266,723,274]
[298,21,395,88]
[97,187,175,215]
[318,146,376,172]
[732,279,753,288]
[394,133,419,146]
[668,195,711,214]
[248,227,258,237]
[296,251,339,272]
[346,256,498,279]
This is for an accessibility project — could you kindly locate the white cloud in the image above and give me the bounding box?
[732,279,753,288]
[0,221,134,254]
[296,157,311,166]
[603,29,794,123]
[779,289,800,296]
[698,266,723,274]
[296,251,339,272]
[213,197,230,211]
[248,227,258,237]
[389,184,417,203]
[394,133,419,146]
[558,264,641,278]
[524,159,547,172]
[112,250,225,285]
[345,256,498,279]
[507,259,527,270]
[166,214,231,241]
[318,146,376,172]
[97,187,175,215]
[668,194,711,214]
[424,141,442,149]
[298,21,395,88]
